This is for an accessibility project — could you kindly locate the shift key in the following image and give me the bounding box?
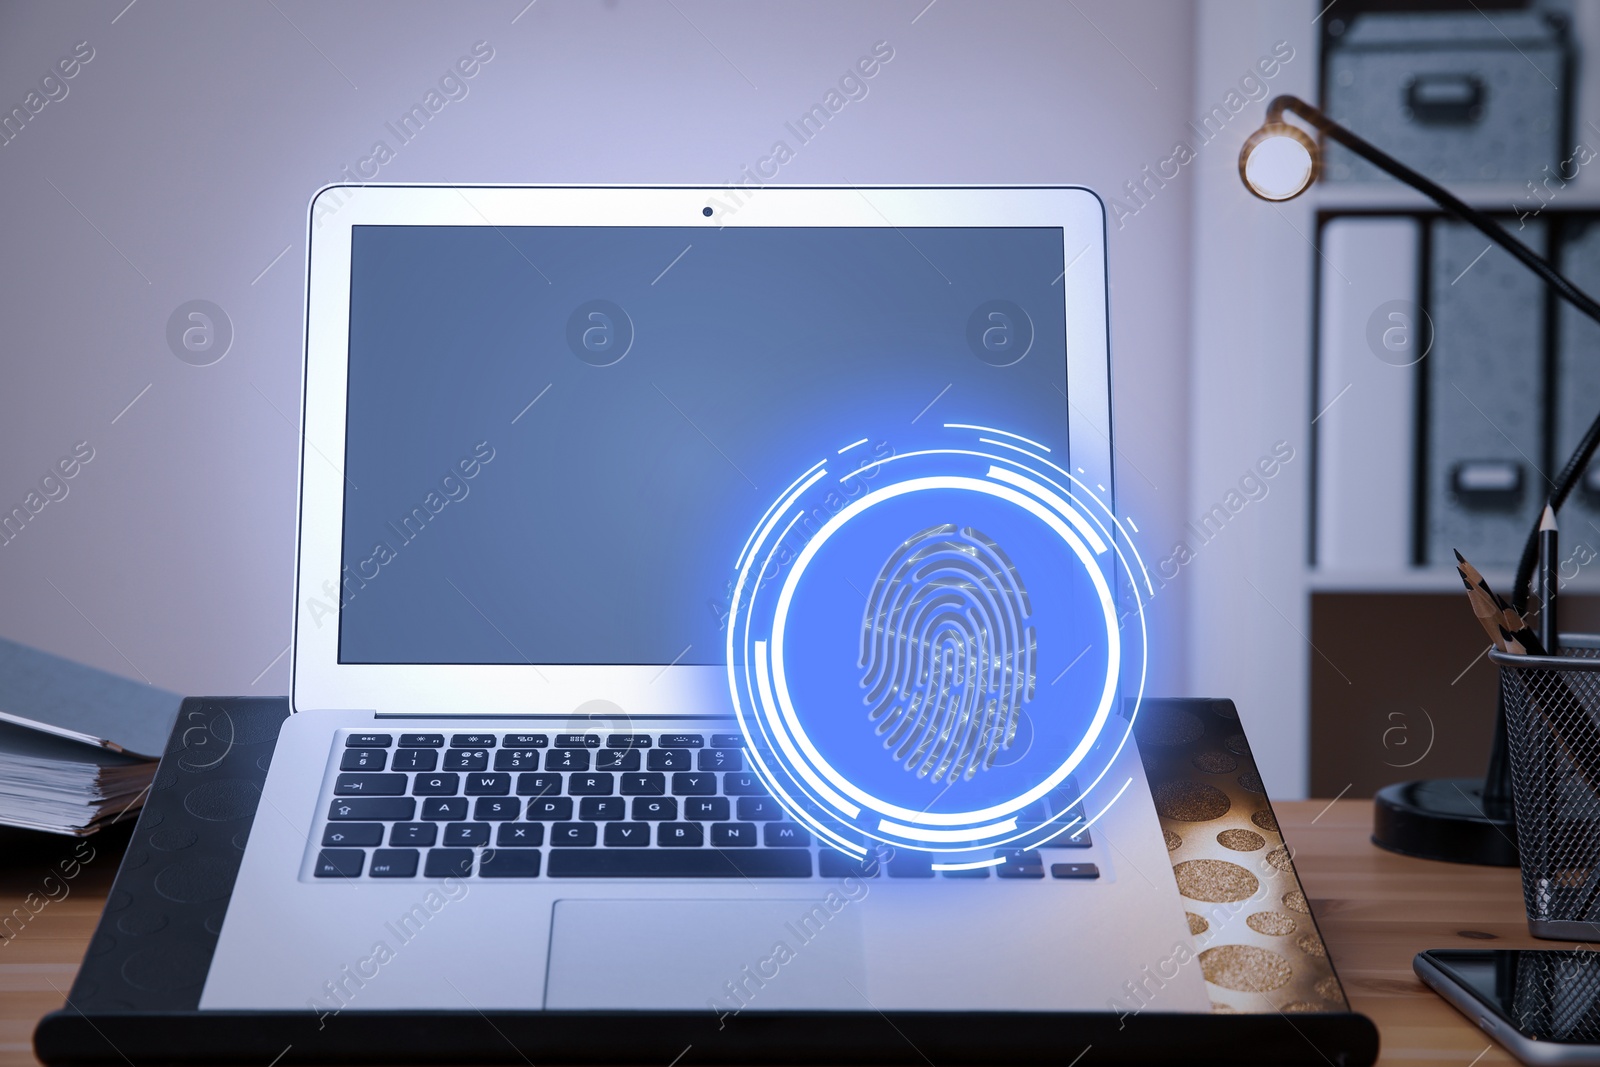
[328,797,416,821]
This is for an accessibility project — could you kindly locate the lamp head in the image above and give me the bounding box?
[1239,122,1319,201]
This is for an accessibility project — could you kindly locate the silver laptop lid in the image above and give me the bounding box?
[291,185,1111,716]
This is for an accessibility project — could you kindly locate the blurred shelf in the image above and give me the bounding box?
[1312,181,1600,215]
[1305,566,1600,594]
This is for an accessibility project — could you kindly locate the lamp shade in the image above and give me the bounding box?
[1239,122,1319,201]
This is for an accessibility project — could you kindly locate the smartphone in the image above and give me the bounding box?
[1416,949,1600,1065]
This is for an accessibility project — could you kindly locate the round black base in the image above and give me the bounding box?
[1372,777,1519,867]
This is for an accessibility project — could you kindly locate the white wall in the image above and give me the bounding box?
[0,1,1198,706]
[1187,0,1318,798]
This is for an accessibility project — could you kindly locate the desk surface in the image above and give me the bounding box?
[0,800,1547,1066]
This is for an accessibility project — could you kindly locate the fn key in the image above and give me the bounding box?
[315,849,364,878]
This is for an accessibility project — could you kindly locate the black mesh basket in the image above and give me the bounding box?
[1493,636,1600,939]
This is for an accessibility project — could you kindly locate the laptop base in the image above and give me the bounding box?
[33,697,1379,1065]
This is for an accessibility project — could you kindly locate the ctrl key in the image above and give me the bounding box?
[1050,862,1100,880]
[315,849,365,878]
[369,849,420,878]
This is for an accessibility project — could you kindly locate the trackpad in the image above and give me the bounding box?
[545,899,867,1010]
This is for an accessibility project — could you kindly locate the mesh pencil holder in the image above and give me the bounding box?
[1492,635,1600,940]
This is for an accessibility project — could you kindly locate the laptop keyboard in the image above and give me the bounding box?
[312,731,1098,881]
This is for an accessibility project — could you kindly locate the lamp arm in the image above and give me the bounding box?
[1269,95,1600,326]
[1269,94,1600,612]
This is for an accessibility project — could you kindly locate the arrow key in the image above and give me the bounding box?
[322,822,383,847]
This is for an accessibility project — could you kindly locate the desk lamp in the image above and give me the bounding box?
[1240,94,1600,865]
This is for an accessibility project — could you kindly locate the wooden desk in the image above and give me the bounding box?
[0,801,1548,1067]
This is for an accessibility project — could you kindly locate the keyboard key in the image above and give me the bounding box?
[580,797,626,820]
[1050,862,1100,880]
[478,849,542,877]
[710,823,756,847]
[474,797,521,820]
[764,823,811,848]
[606,734,651,749]
[996,850,1046,879]
[595,750,641,771]
[504,734,548,747]
[604,822,651,846]
[684,797,730,821]
[399,733,444,748]
[548,850,811,878]
[392,749,438,771]
[452,733,497,748]
[569,773,614,796]
[496,823,545,847]
[659,822,705,847]
[526,797,574,821]
[494,750,540,771]
[711,734,745,748]
[1035,825,1092,848]
[389,823,437,847]
[621,773,665,795]
[424,848,474,878]
[698,749,742,771]
[335,773,407,796]
[413,773,461,796]
[555,733,600,748]
[314,849,365,877]
[887,853,934,878]
[633,797,677,821]
[647,749,692,771]
[819,850,882,878]
[516,773,563,797]
[369,849,419,878]
[723,773,767,796]
[671,773,717,796]
[341,749,387,771]
[443,822,488,846]
[329,797,415,821]
[323,823,383,847]
[465,773,511,796]
[550,822,597,846]
[1049,777,1082,809]
[444,750,489,771]
[736,796,784,820]
[942,866,991,879]
[421,797,467,821]
[346,733,393,748]
[546,750,590,771]
[659,733,704,748]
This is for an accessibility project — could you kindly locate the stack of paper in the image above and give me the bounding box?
[0,637,181,836]
[0,722,153,834]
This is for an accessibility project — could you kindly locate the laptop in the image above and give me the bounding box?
[175,185,1375,1061]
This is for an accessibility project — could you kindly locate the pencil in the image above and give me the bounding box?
[1455,549,1543,655]
[1540,503,1560,655]
[1456,554,1509,652]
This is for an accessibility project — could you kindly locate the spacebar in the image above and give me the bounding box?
[547,849,812,878]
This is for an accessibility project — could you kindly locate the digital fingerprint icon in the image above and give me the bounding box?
[726,424,1151,859]
[860,524,1036,783]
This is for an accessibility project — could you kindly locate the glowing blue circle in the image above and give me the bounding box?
[725,429,1148,856]
[770,475,1119,825]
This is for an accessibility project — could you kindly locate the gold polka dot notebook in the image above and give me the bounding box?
[1134,697,1348,1014]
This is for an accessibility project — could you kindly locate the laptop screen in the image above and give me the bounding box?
[337,225,1069,666]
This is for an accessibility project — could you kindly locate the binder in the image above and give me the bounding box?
[1315,217,1421,570]
[1424,218,1547,566]
[1556,219,1600,541]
